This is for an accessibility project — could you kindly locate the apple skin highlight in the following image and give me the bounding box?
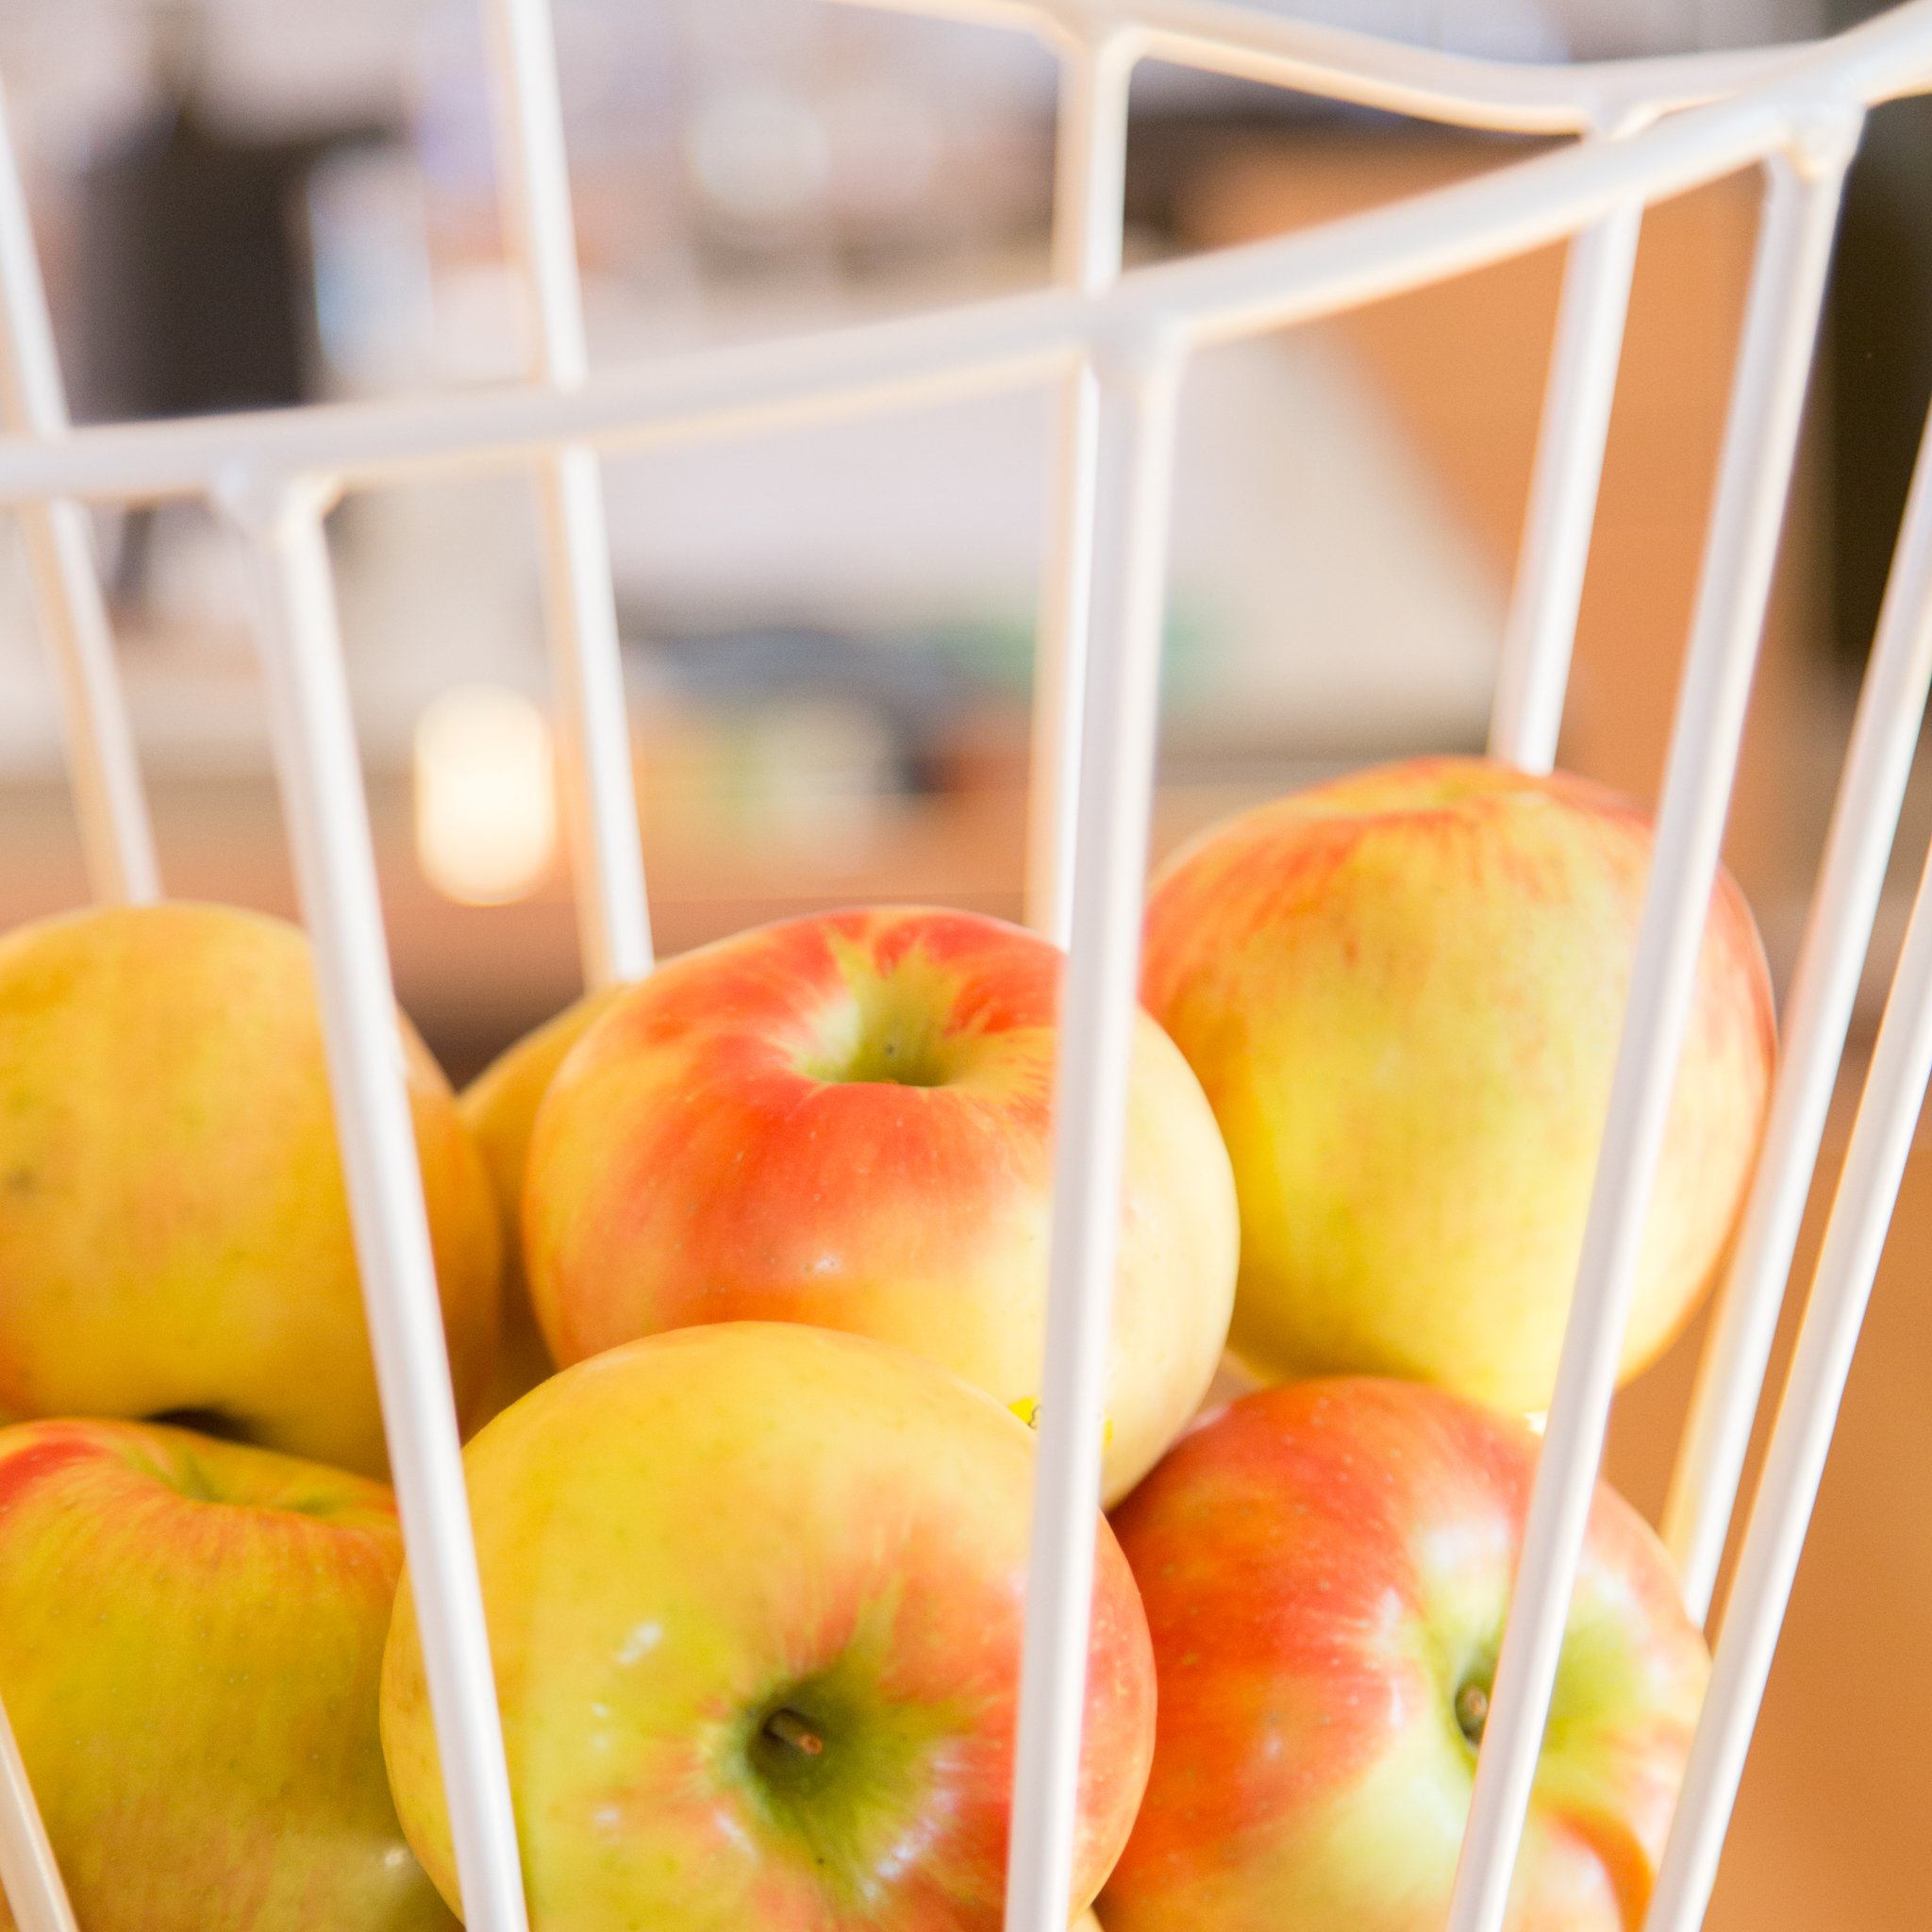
[524,906,1239,1502]
[381,1323,1156,1932]
[1141,756,1775,1414]
[0,1417,454,1932]
[1103,1377,1708,1932]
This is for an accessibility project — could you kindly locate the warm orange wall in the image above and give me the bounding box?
[1180,134,1840,925]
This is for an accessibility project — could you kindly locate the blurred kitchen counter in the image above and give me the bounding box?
[0,764,1313,1081]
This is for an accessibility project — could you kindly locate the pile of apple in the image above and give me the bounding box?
[0,755,1774,1932]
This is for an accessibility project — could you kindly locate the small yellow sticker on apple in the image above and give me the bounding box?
[1008,1398,1114,1448]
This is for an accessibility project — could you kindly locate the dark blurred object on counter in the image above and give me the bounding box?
[69,2,397,608]
[1824,1,1932,667]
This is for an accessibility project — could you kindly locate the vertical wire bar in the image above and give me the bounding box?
[0,1691,76,1932]
[1024,29,1135,945]
[1488,203,1642,774]
[1663,395,1932,1621]
[1443,124,1859,1932]
[1004,340,1184,1932]
[0,77,158,904]
[228,476,529,1932]
[1642,821,1932,1932]
[480,0,652,987]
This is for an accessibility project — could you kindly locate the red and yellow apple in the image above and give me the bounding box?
[1141,757,1774,1411]
[523,907,1238,1501]
[381,1322,1156,1929]
[0,1417,454,1932]
[0,902,502,1477]
[460,987,624,1423]
[1102,1377,1707,1930]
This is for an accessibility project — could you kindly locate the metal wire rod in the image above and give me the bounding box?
[1644,807,1932,1932]
[1489,201,1642,773]
[0,1690,76,1932]
[480,0,652,987]
[228,475,529,1932]
[1024,27,1134,944]
[1004,337,1186,1932]
[1441,120,1859,1932]
[829,0,1816,134]
[1663,394,1932,1620]
[0,276,1077,505]
[0,77,158,903]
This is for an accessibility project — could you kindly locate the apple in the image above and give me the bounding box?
[1141,757,1774,1412]
[460,988,623,1424]
[0,902,502,1478]
[522,906,1239,1502]
[517,908,1236,1507]
[1100,1377,1708,1931]
[382,1322,1156,1930]
[0,1416,455,1932]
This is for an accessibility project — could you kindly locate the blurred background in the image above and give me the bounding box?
[0,0,1926,1921]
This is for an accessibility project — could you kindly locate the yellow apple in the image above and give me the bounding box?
[460,988,623,1424]
[381,1323,1157,1930]
[0,1417,455,1932]
[0,902,501,1476]
[522,906,1239,1502]
[1141,757,1775,1412]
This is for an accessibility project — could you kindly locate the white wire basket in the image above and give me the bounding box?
[2,2,1931,1929]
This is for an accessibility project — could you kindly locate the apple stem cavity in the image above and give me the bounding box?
[1454,1679,1491,1747]
[763,1707,826,1758]
[147,1407,253,1447]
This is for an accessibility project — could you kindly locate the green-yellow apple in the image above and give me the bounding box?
[1141,757,1774,1412]
[0,902,502,1477]
[523,907,1238,1502]
[0,1417,455,1932]
[1101,1377,1708,1931]
[382,1322,1156,1930]
[460,987,623,1424]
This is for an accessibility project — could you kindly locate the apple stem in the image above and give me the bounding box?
[1455,1680,1491,1747]
[763,1707,825,1757]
